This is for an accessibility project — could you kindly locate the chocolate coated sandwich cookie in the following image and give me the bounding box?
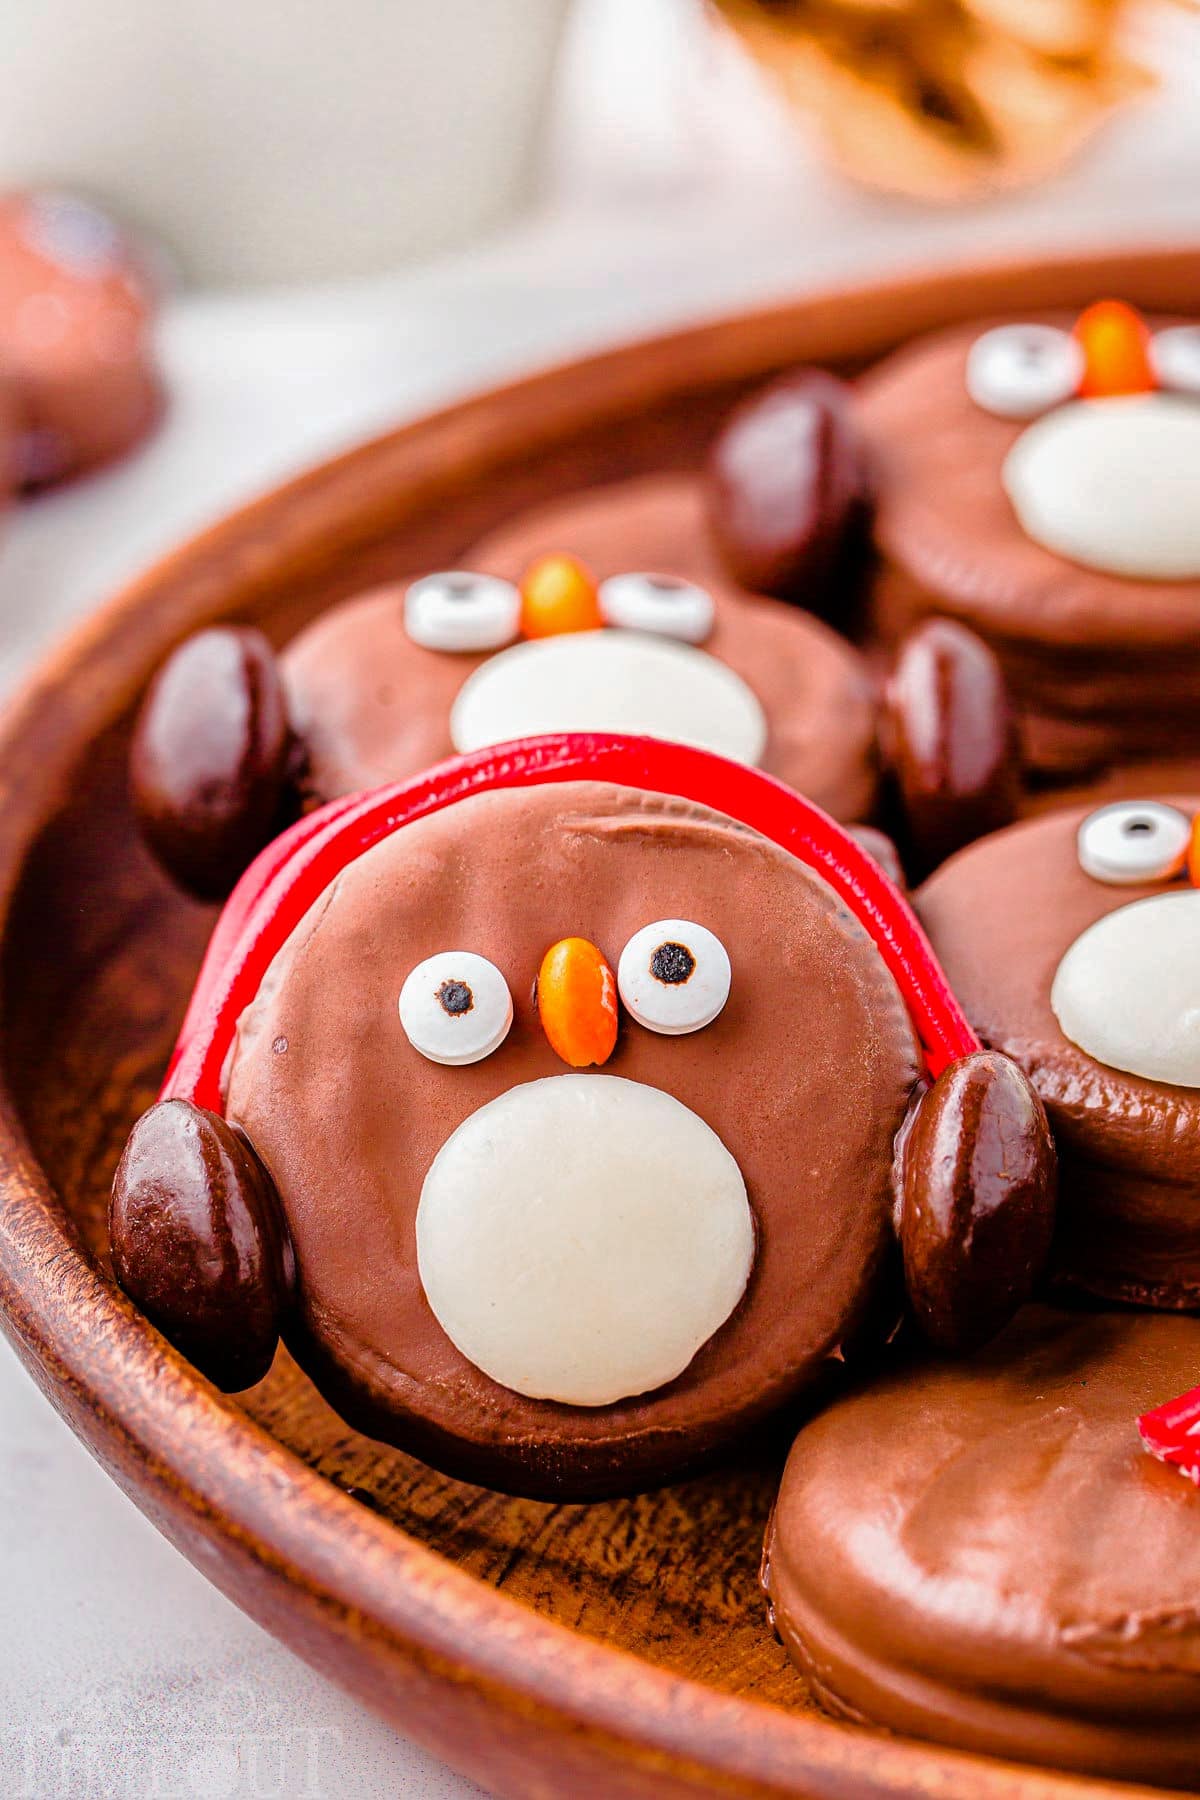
[0,189,161,485]
[764,1305,1200,1788]
[110,736,1053,1498]
[919,796,1200,1306]
[132,473,1018,896]
[859,302,1200,778]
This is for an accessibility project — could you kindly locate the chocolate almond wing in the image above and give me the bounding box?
[110,1098,291,1391]
[898,1050,1055,1351]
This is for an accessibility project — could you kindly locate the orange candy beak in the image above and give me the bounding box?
[1187,816,1200,889]
[519,553,602,638]
[537,937,618,1068]
[1074,300,1155,400]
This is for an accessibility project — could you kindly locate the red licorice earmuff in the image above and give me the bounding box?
[162,732,980,1112]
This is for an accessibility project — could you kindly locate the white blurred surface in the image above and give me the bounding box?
[1,2,1199,1794]
[0,0,570,283]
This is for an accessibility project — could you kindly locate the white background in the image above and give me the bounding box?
[2,2,1198,1794]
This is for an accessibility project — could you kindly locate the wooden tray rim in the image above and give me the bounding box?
[1,241,1195,1800]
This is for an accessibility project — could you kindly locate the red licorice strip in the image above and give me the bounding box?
[1138,1384,1200,1483]
[161,733,979,1114]
[163,792,362,1090]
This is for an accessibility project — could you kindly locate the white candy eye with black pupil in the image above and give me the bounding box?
[399,951,513,1064]
[1076,801,1191,885]
[966,324,1084,420]
[598,572,715,644]
[1152,327,1200,397]
[404,571,521,653]
[617,919,731,1035]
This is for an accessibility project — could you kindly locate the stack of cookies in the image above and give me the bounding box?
[115,290,1200,1787]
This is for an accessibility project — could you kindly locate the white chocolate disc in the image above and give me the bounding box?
[598,572,715,643]
[1051,891,1200,1086]
[1003,396,1200,579]
[617,919,731,1035]
[449,630,768,764]
[416,1074,754,1406]
[1076,801,1191,885]
[404,571,521,653]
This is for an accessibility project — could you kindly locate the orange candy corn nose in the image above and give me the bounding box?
[537,937,618,1068]
[520,553,602,638]
[1074,300,1155,399]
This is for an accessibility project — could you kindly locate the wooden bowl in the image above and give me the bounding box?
[1,246,1194,1800]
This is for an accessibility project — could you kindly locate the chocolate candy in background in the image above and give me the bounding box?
[763,1304,1200,1788]
[880,616,1020,881]
[918,796,1200,1307]
[131,626,297,900]
[132,469,1022,900]
[705,369,873,628]
[0,189,163,485]
[857,310,1200,781]
[111,773,1052,1499]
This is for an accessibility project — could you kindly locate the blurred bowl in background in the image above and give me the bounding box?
[0,0,570,287]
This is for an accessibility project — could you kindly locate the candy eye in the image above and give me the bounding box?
[1076,802,1191,885]
[598,572,715,644]
[617,919,731,1035]
[399,951,513,1064]
[404,572,521,653]
[966,325,1084,420]
[1151,327,1200,397]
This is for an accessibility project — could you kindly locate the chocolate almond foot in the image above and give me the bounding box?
[110,1099,292,1390]
[898,1050,1055,1352]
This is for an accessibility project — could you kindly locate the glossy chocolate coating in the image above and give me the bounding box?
[899,1050,1055,1351]
[918,800,1200,1308]
[284,474,881,827]
[223,779,922,1498]
[110,1099,292,1391]
[764,1306,1200,1787]
[859,314,1200,778]
[705,370,870,624]
[131,627,296,899]
[885,617,1020,878]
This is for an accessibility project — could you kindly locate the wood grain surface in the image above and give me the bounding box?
[1,246,1196,1799]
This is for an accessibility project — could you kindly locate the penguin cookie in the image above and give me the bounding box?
[110,735,1053,1499]
[131,466,1018,897]
[859,303,1200,778]
[920,796,1200,1307]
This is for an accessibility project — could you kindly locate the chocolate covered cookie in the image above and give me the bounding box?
[286,474,881,823]
[919,797,1200,1306]
[0,189,162,485]
[859,303,1200,778]
[111,736,1053,1498]
[133,473,1018,897]
[763,1305,1200,1788]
